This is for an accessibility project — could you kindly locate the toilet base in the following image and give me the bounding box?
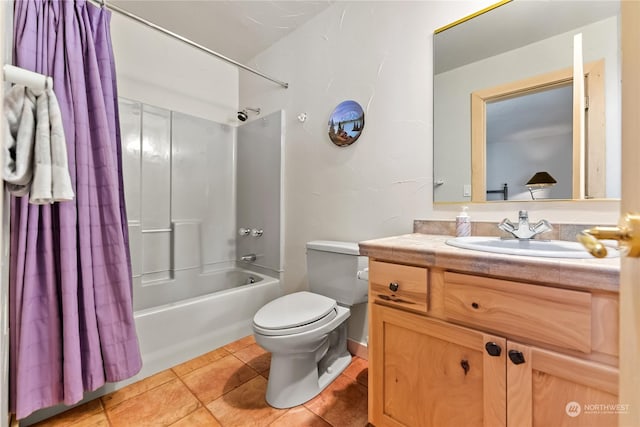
[317,350,352,391]
[264,320,352,408]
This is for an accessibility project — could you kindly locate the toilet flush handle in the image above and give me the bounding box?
[357,268,369,281]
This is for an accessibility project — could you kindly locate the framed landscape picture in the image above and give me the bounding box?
[328,100,365,147]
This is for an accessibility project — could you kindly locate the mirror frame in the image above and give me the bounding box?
[433,0,511,35]
[433,0,620,204]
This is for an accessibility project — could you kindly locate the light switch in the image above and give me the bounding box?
[463,185,471,197]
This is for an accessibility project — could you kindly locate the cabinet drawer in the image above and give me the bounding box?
[443,272,592,353]
[369,260,428,313]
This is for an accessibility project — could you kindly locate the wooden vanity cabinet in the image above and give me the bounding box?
[506,342,618,427]
[368,261,619,427]
[370,303,506,427]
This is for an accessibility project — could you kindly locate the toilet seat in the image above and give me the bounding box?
[253,291,338,336]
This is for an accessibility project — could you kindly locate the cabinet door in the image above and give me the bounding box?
[369,303,506,427]
[507,342,619,427]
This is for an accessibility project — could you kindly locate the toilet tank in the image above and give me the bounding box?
[306,240,368,306]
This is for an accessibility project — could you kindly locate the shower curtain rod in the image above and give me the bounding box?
[95,0,289,89]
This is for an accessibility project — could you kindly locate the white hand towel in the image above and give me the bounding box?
[3,85,36,196]
[3,83,74,204]
[29,86,74,204]
[48,87,73,202]
[29,87,52,203]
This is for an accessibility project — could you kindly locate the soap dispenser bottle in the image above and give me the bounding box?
[456,206,471,237]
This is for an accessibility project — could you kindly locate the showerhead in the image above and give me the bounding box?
[237,107,261,122]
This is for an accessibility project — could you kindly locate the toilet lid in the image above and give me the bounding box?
[253,291,337,334]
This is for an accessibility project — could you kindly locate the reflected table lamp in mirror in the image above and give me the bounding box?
[526,171,557,200]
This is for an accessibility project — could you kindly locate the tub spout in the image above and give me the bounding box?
[241,253,257,263]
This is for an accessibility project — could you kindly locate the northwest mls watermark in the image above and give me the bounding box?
[566,401,631,417]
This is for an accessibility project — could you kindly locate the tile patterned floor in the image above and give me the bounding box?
[33,336,369,427]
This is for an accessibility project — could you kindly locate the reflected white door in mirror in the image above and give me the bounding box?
[472,61,605,202]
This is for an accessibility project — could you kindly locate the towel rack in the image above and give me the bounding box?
[3,64,52,91]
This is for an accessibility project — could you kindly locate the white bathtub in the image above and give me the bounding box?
[133,268,281,377]
[21,268,282,426]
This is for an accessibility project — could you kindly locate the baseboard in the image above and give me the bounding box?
[347,338,368,360]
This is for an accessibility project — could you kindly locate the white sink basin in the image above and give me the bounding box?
[446,236,619,259]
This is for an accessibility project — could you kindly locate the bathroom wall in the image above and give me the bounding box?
[241,1,490,291]
[110,12,238,124]
[239,1,621,347]
[239,1,496,346]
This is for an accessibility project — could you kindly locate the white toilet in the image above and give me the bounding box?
[252,240,368,408]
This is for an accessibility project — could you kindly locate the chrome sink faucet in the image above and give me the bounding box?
[498,210,552,239]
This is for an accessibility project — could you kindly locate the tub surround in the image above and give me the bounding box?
[362,232,619,427]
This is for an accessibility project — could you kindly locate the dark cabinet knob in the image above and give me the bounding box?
[508,350,526,365]
[389,282,399,292]
[460,359,470,376]
[485,342,502,357]
[471,302,479,309]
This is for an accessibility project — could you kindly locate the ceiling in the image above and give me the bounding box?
[109,0,332,63]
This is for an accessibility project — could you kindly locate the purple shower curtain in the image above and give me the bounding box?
[10,0,141,419]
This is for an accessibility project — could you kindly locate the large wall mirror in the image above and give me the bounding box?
[433,0,620,203]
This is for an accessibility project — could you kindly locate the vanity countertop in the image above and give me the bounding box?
[359,233,620,293]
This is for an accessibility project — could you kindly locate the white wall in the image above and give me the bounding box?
[110,13,239,124]
[240,1,497,344]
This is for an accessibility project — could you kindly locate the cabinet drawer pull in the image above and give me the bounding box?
[460,359,470,376]
[377,294,414,305]
[508,350,526,365]
[485,342,502,357]
[389,282,399,292]
[471,302,479,309]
